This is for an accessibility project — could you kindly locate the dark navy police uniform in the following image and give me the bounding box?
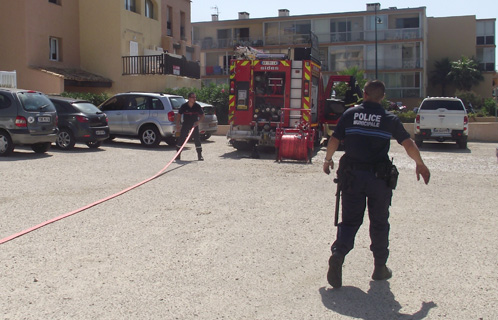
[331,101,410,266]
[176,102,204,150]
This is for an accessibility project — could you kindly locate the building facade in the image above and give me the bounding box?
[193,4,496,107]
[0,0,200,94]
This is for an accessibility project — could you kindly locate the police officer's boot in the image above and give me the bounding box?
[175,147,181,161]
[197,148,204,161]
[327,252,344,288]
[372,264,392,281]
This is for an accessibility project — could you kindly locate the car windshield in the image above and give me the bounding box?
[169,96,186,110]
[421,100,464,111]
[73,102,103,114]
[18,92,56,112]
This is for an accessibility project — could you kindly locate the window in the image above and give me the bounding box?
[477,47,496,71]
[477,20,496,45]
[235,28,250,42]
[125,0,136,13]
[0,94,12,109]
[48,0,61,4]
[100,96,127,111]
[151,98,164,110]
[167,6,173,36]
[51,101,72,114]
[49,37,60,61]
[395,17,419,29]
[145,0,154,19]
[217,29,232,47]
[180,11,186,40]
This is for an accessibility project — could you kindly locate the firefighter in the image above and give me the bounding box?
[322,80,430,288]
[175,92,205,161]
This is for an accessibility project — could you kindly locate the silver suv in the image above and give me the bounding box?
[0,88,58,156]
[99,92,186,147]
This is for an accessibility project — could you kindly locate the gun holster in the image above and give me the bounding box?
[375,160,399,190]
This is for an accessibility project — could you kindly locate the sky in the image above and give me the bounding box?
[191,1,498,22]
[191,0,497,67]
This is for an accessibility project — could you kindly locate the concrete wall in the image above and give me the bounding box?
[215,122,498,142]
[403,122,498,142]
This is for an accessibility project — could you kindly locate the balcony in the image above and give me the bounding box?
[196,28,422,50]
[197,37,265,49]
[317,28,422,44]
[122,54,200,79]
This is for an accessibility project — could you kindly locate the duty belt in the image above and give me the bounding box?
[347,162,377,172]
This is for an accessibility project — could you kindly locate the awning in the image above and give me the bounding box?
[32,66,113,88]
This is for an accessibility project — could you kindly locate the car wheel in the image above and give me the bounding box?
[56,128,76,150]
[31,142,51,154]
[200,133,211,141]
[165,136,177,146]
[457,138,467,149]
[86,141,102,148]
[139,126,161,148]
[231,140,253,151]
[0,131,15,156]
[415,138,423,148]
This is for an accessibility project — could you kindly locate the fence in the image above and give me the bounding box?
[0,71,17,88]
[122,54,200,79]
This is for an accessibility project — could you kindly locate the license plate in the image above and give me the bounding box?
[38,116,50,123]
[95,130,106,135]
[433,128,450,133]
[209,123,217,127]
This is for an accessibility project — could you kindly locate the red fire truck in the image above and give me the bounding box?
[227,43,362,161]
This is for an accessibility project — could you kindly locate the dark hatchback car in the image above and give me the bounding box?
[49,96,109,150]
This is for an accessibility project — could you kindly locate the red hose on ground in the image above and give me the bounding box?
[0,127,196,245]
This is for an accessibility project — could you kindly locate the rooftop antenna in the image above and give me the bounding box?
[211,5,220,16]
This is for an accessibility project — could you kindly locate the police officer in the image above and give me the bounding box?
[323,80,430,288]
[175,92,205,161]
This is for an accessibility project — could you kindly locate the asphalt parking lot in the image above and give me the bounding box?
[1,136,497,319]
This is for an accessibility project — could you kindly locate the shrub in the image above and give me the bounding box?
[482,98,497,117]
[163,84,229,124]
[391,110,417,123]
[455,90,481,109]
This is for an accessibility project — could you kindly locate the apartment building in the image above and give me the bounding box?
[192,4,496,106]
[0,0,200,94]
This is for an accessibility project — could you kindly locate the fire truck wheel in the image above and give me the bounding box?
[314,131,322,147]
[231,140,253,151]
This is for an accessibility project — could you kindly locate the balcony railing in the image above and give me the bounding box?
[195,28,422,49]
[0,70,17,88]
[328,58,421,71]
[202,57,422,77]
[122,54,200,79]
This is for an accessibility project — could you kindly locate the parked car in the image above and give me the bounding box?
[49,96,109,150]
[414,97,468,149]
[196,101,218,140]
[0,88,58,156]
[99,92,186,147]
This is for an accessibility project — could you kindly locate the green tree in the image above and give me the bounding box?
[448,56,484,91]
[430,57,452,96]
[333,66,367,98]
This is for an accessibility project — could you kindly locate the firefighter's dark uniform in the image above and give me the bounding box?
[176,101,204,159]
[331,100,410,267]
